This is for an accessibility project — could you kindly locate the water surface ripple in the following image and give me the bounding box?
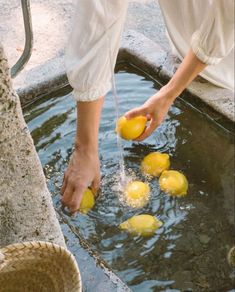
[24,69,235,291]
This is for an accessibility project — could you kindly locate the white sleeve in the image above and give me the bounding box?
[191,0,234,65]
[65,0,128,102]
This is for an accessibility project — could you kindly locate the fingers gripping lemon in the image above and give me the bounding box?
[116,116,147,140]
[119,214,163,237]
[159,170,188,196]
[141,152,170,176]
[80,188,95,214]
[124,181,150,208]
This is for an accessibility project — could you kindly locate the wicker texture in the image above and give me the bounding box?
[0,241,82,292]
[227,246,235,268]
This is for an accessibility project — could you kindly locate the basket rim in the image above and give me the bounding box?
[0,240,82,291]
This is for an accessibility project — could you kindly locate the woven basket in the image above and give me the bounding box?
[227,246,235,268]
[0,241,82,292]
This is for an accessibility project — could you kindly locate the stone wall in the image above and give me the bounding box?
[0,44,65,248]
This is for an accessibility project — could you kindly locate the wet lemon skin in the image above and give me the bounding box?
[80,189,95,214]
[124,181,150,208]
[159,170,188,196]
[120,214,163,237]
[141,152,170,176]
[116,116,147,140]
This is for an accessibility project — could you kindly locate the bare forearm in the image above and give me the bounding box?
[161,48,207,99]
[125,48,207,140]
[75,97,104,152]
[61,97,103,212]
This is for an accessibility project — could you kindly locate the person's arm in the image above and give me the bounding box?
[62,0,128,213]
[66,0,128,103]
[61,98,103,213]
[125,0,234,141]
[125,48,207,140]
[126,0,234,140]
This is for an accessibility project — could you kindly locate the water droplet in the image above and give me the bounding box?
[115,243,123,249]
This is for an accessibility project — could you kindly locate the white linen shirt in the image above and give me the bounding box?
[66,0,234,102]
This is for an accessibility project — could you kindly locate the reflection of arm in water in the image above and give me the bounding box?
[62,0,234,212]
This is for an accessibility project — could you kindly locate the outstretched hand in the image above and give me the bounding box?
[125,48,208,141]
[61,147,100,214]
[125,89,175,141]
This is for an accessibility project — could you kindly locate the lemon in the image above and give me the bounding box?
[124,181,150,208]
[141,152,170,176]
[119,214,163,237]
[159,170,188,196]
[116,116,147,140]
[80,188,95,214]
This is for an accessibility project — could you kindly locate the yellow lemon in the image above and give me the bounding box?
[124,181,150,208]
[141,152,170,176]
[119,214,163,237]
[80,188,95,214]
[116,116,147,140]
[159,170,188,196]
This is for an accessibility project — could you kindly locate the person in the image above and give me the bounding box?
[61,0,234,213]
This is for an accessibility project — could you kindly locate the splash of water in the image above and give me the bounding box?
[110,72,127,188]
[104,1,127,189]
[112,168,137,198]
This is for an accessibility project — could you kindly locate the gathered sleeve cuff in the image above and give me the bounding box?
[72,82,111,102]
[190,0,234,65]
[66,0,128,102]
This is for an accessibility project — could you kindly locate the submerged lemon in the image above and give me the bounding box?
[80,188,95,214]
[124,181,150,208]
[159,170,188,196]
[141,152,170,176]
[119,214,163,237]
[116,116,147,140]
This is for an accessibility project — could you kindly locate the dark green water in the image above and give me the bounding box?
[24,68,235,291]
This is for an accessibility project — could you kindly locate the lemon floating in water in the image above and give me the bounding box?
[80,188,95,214]
[159,170,188,196]
[124,181,150,208]
[119,214,163,237]
[116,116,147,140]
[141,152,170,176]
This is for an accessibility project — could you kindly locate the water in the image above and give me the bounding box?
[110,65,126,188]
[105,0,126,187]
[23,66,235,291]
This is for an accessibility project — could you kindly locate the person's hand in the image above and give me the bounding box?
[61,146,100,214]
[125,48,208,141]
[125,88,175,141]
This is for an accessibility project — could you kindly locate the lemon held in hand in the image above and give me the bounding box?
[159,170,188,196]
[119,214,163,237]
[141,152,170,176]
[124,181,150,208]
[116,116,147,140]
[80,188,95,214]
